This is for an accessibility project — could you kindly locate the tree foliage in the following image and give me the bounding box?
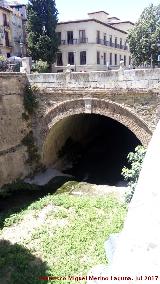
[27,0,59,65]
[128,4,160,66]
[122,146,146,203]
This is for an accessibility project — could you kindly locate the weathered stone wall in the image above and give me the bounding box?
[31,89,157,160]
[1,69,160,187]
[27,69,160,167]
[28,68,160,91]
[0,73,30,187]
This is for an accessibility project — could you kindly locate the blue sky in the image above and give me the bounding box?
[9,0,160,22]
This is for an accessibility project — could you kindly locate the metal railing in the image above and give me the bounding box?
[59,37,128,50]
[96,38,128,50]
[60,38,88,45]
[0,61,21,72]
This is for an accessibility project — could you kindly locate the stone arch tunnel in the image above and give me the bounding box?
[38,98,152,185]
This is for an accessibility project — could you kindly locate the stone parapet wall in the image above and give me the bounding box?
[0,73,30,187]
[28,68,160,91]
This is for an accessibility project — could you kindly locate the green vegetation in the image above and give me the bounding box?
[0,240,48,284]
[22,85,39,169]
[32,59,49,73]
[128,4,160,66]
[21,131,40,166]
[0,181,127,284]
[122,145,146,203]
[23,85,38,116]
[27,0,59,67]
[0,55,8,71]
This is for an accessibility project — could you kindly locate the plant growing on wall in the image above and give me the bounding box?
[122,145,146,203]
[22,85,40,169]
[23,84,38,118]
[27,0,59,69]
[128,4,160,66]
[22,131,40,166]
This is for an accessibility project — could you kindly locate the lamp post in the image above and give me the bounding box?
[73,51,76,72]
[150,44,154,68]
[157,41,160,68]
[20,41,24,58]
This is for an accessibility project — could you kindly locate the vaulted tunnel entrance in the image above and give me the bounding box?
[42,113,141,186]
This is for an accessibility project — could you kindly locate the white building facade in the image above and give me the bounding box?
[54,11,134,72]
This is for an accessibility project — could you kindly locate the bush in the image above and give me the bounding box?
[122,145,146,203]
[32,59,49,73]
[0,55,8,71]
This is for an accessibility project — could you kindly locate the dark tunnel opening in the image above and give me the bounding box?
[43,113,142,186]
[51,113,141,186]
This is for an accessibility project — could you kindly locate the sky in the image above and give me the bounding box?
[8,0,160,22]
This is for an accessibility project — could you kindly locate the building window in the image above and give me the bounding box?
[97,30,100,44]
[120,55,122,62]
[3,13,7,26]
[57,52,63,66]
[110,53,112,65]
[124,55,126,66]
[120,38,122,49]
[97,51,100,64]
[109,35,112,47]
[4,31,9,47]
[104,33,107,45]
[124,40,127,50]
[129,56,131,65]
[67,31,73,44]
[104,53,106,65]
[80,51,86,65]
[115,37,117,48]
[79,30,86,43]
[115,54,117,65]
[68,52,74,65]
[56,32,61,44]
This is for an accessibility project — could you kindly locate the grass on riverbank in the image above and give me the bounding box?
[0,181,127,284]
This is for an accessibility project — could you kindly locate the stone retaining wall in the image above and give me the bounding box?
[0,73,30,187]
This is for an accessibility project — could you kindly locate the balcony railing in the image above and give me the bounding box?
[60,38,88,45]
[59,37,128,50]
[96,38,128,50]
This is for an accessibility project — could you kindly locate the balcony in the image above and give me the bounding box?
[124,45,128,50]
[97,38,109,46]
[60,38,88,45]
[96,38,128,50]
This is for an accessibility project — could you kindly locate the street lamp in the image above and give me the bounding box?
[20,41,24,57]
[73,51,76,72]
[150,44,154,68]
[157,41,160,67]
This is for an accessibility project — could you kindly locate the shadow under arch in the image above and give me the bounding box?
[40,98,152,164]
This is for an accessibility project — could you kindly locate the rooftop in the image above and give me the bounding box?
[58,18,127,34]
[110,21,134,25]
[88,11,109,15]
[108,17,120,20]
